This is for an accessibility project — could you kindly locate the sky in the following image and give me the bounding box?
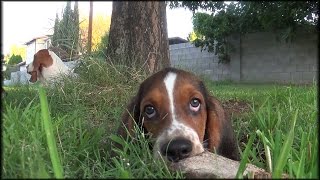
[2,1,194,55]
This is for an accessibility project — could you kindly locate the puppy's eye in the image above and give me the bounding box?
[190,98,200,112]
[144,105,156,118]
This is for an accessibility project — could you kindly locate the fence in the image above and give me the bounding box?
[170,30,318,84]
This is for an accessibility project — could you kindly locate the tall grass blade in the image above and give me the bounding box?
[236,132,256,178]
[273,130,281,172]
[38,86,64,178]
[296,149,306,178]
[272,109,298,178]
[256,130,272,173]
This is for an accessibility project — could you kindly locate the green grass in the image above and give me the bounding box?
[2,57,318,178]
[205,80,318,178]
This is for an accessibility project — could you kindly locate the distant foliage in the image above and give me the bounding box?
[170,1,319,64]
[95,31,109,57]
[52,2,80,57]
[79,14,111,54]
[7,54,22,65]
[5,45,27,63]
[52,14,60,47]
[187,31,198,42]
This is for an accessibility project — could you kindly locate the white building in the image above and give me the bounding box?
[24,35,52,65]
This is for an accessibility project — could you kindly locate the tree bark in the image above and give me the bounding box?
[106,1,170,74]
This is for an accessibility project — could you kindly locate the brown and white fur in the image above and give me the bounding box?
[26,49,72,84]
[118,67,239,162]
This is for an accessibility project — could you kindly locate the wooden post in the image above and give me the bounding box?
[87,1,93,54]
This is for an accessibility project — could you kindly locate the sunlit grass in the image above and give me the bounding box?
[2,57,318,178]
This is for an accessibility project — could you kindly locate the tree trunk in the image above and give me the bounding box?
[88,1,93,54]
[106,1,170,74]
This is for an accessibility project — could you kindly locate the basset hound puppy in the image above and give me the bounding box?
[26,49,72,84]
[118,67,239,162]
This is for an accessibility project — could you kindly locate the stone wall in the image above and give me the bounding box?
[169,30,318,84]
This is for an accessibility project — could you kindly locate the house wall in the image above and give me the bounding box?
[35,39,47,53]
[26,41,36,64]
[25,38,49,65]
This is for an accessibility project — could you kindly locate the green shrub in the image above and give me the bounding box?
[94,32,109,57]
[7,54,23,65]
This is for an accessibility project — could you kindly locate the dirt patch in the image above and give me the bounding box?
[222,99,251,115]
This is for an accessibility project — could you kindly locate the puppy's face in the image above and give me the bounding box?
[119,68,239,162]
[142,71,208,161]
[122,68,210,162]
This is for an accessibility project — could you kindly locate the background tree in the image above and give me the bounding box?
[51,1,80,58]
[3,45,27,64]
[95,31,109,57]
[9,45,26,61]
[52,13,60,47]
[170,1,319,63]
[106,1,170,74]
[60,1,72,52]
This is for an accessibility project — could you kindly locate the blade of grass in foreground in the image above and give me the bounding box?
[39,86,64,178]
[236,132,256,178]
[272,109,298,178]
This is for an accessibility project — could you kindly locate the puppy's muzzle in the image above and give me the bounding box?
[160,138,193,162]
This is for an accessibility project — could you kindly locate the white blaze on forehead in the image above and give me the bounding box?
[164,72,177,120]
[163,72,187,134]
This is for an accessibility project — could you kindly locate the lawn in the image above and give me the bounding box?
[2,58,318,178]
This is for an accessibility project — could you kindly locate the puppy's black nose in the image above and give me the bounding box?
[161,138,192,162]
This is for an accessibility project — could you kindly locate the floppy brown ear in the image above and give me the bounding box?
[205,96,239,161]
[29,54,41,82]
[110,95,142,157]
[117,96,141,138]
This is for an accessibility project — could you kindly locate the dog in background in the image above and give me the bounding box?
[26,49,76,84]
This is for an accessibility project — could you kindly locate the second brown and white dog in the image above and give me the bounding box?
[118,67,239,162]
[26,49,75,84]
